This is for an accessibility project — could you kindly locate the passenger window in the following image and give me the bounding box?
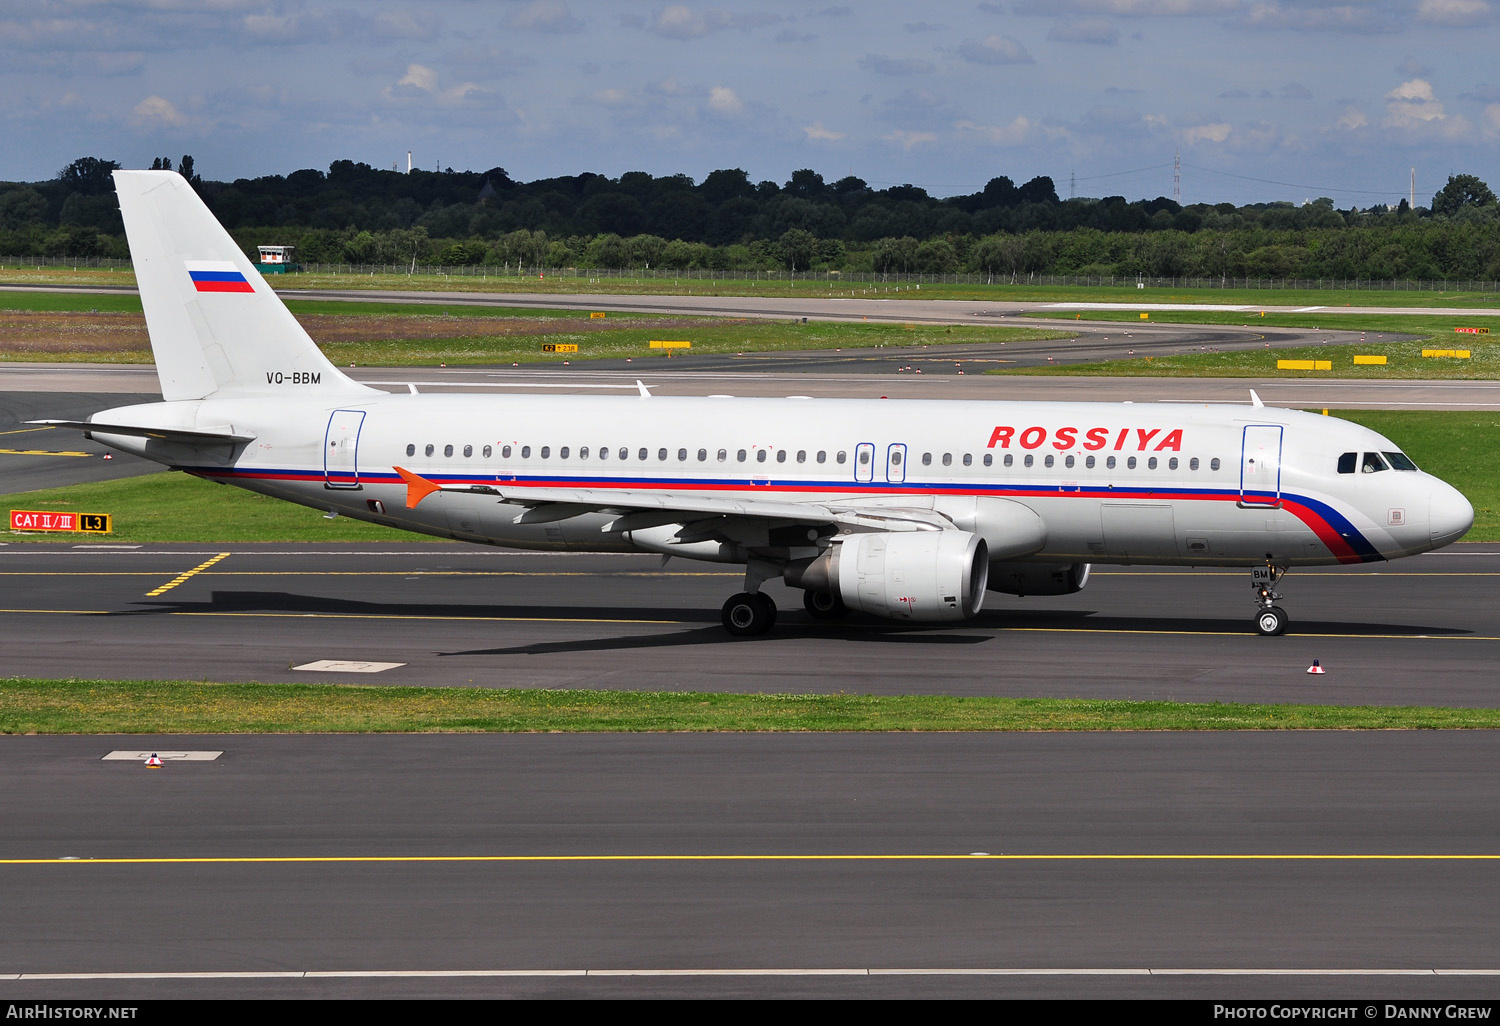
[1337,452,1357,474]
[521,445,531,458]
[817,451,826,463]
[942,453,952,467]
[922,453,932,466]
[1210,458,1221,471]
[502,445,512,458]
[1147,457,1157,470]
[464,445,473,458]
[444,444,454,457]
[560,447,569,459]
[718,449,727,462]
[540,446,551,459]
[579,447,589,459]
[837,451,847,464]
[797,450,806,463]
[776,450,786,463]
[1106,456,1116,469]
[698,448,707,461]
[405,444,415,457]
[963,453,972,467]
[1384,451,1418,471]
[618,447,628,460]
[1189,457,1198,470]
[1003,454,1013,467]
[678,448,687,461]
[658,448,668,461]
[738,449,747,462]
[1362,452,1388,473]
[1064,455,1074,469]
[983,454,993,467]
[598,446,608,460]
[1044,455,1054,468]
[638,448,648,461]
[757,450,767,463]
[1127,456,1137,469]
[1085,455,1095,469]
[859,450,871,465]
[891,451,903,465]
[425,444,435,457]
[1168,457,1177,470]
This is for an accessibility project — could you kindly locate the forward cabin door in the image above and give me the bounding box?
[324,410,366,489]
[1239,425,1283,508]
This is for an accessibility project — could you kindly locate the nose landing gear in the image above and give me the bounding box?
[1252,562,1288,636]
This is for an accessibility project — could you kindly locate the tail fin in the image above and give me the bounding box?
[113,170,373,401]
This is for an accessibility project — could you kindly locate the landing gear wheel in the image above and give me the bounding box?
[1255,605,1289,637]
[722,592,777,636]
[802,589,848,619]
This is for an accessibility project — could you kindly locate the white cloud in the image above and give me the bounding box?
[859,54,935,75]
[388,64,486,106]
[130,94,187,128]
[956,35,1034,65]
[1013,0,1237,13]
[1337,106,1368,130]
[802,122,845,140]
[506,1,584,34]
[1484,104,1500,135]
[706,85,743,114]
[648,5,779,39]
[1238,3,1401,33]
[1384,78,1445,125]
[882,129,937,149]
[1181,121,1231,143]
[1416,0,1492,26]
[955,116,1035,144]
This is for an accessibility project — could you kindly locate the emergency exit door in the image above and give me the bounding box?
[324,410,366,489]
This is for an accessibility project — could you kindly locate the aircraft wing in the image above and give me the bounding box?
[393,467,951,533]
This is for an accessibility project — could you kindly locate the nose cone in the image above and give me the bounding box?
[1429,481,1474,547]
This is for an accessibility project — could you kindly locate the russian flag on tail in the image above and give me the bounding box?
[185,260,253,293]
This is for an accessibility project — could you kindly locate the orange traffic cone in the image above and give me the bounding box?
[1307,660,1325,675]
[145,753,163,768]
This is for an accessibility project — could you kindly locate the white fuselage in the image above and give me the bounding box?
[88,391,1473,569]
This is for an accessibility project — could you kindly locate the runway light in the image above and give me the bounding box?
[1307,659,1326,675]
[145,753,163,768]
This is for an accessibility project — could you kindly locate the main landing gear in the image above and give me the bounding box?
[721,559,779,637]
[1251,562,1289,636]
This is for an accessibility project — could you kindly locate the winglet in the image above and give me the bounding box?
[1249,389,1264,408]
[394,466,442,508]
[637,379,652,397]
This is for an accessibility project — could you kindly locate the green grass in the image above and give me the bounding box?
[4,410,1497,542]
[4,679,1499,734]
[1012,310,1500,378]
[6,265,1500,307]
[1,472,410,543]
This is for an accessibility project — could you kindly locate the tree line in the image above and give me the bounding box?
[1,156,1497,281]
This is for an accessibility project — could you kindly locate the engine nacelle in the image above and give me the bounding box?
[987,561,1091,597]
[822,530,989,621]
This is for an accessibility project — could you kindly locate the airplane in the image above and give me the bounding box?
[35,170,1474,638]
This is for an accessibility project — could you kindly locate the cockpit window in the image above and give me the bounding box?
[1384,451,1418,471]
[1361,452,1389,473]
[1337,452,1356,474]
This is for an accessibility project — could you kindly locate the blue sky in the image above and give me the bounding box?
[3,0,1498,206]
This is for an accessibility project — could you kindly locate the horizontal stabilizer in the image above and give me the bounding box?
[28,419,256,444]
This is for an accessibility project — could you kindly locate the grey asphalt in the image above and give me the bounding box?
[4,731,1500,999]
[1,543,1495,708]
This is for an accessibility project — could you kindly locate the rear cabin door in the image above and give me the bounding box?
[324,410,366,489]
[1239,425,1283,507]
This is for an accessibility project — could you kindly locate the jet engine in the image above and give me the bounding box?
[789,530,989,621]
[987,561,1091,597]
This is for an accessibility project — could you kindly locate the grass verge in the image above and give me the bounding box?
[4,679,1500,733]
[1,472,411,543]
[1013,310,1500,378]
